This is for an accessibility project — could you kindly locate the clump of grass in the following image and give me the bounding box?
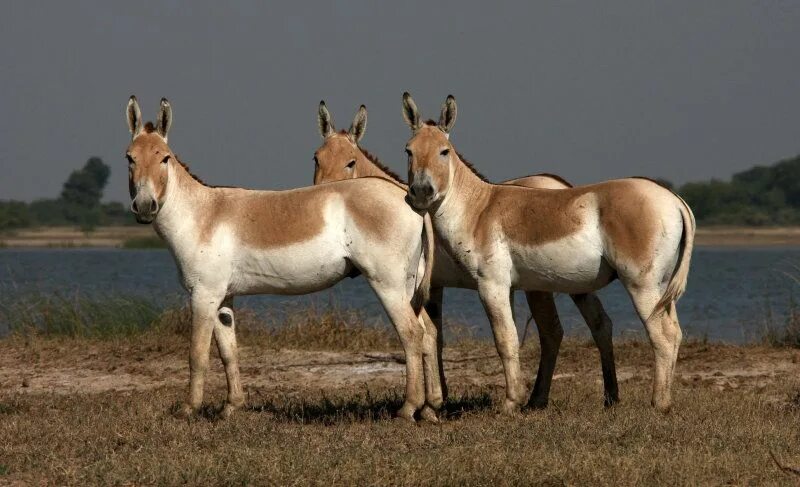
[1,293,164,338]
[121,236,166,249]
[265,306,398,351]
[762,295,800,347]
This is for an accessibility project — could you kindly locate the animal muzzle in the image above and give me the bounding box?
[407,174,436,210]
[130,193,160,224]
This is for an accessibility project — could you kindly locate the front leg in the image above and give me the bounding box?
[478,281,525,414]
[178,290,224,417]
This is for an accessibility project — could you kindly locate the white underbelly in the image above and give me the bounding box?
[228,237,349,296]
[510,228,614,294]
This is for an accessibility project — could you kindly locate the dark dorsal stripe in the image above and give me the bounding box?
[455,151,491,183]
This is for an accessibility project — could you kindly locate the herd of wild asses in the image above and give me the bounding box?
[125,93,693,422]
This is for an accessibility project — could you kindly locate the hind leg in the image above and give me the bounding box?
[424,287,448,402]
[369,282,427,422]
[214,297,244,419]
[525,291,563,409]
[419,308,445,422]
[571,293,620,407]
[626,285,682,413]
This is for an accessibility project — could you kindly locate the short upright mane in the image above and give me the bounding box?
[360,148,406,184]
[174,155,209,186]
[456,151,491,183]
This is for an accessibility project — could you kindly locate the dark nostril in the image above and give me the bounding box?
[130,200,139,215]
[409,186,418,198]
[149,200,158,214]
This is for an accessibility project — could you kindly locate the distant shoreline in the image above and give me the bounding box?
[2,225,800,248]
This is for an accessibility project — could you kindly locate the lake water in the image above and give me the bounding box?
[0,247,797,342]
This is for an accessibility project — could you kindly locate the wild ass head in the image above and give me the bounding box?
[402,92,457,210]
[313,101,368,184]
[125,96,174,224]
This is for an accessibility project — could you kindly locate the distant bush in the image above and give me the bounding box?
[677,154,800,226]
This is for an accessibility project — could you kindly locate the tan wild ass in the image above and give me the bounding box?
[313,101,620,409]
[402,93,695,413]
[125,96,442,421]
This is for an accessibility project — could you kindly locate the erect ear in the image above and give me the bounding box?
[126,95,142,137]
[402,92,422,131]
[348,105,367,143]
[318,100,335,138]
[438,95,457,133]
[156,98,173,139]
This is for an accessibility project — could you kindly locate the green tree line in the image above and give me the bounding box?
[0,157,130,231]
[676,153,800,226]
[2,153,800,230]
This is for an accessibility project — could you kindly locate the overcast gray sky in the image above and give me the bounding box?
[1,1,799,202]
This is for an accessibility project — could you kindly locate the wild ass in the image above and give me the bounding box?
[125,96,442,421]
[313,101,620,408]
[402,93,695,413]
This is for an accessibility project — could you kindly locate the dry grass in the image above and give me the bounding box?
[2,326,800,485]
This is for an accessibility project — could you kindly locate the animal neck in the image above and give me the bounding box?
[431,154,493,239]
[152,161,212,250]
[356,148,407,188]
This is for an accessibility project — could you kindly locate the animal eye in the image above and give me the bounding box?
[346,160,356,169]
[126,154,135,165]
[161,155,170,164]
[405,148,412,157]
[440,149,450,156]
[313,156,319,167]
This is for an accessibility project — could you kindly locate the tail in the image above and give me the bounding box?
[651,194,695,319]
[411,212,435,316]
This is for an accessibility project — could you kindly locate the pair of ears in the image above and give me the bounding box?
[402,93,457,134]
[318,93,458,142]
[318,101,367,143]
[126,95,172,139]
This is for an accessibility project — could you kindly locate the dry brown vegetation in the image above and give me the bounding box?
[2,313,800,485]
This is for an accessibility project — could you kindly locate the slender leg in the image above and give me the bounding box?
[478,282,525,414]
[419,308,444,422]
[627,286,682,413]
[214,297,244,419]
[424,286,447,402]
[525,291,564,409]
[371,284,426,421]
[571,292,620,407]
[179,289,223,417]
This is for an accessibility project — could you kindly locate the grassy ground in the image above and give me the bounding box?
[2,310,800,485]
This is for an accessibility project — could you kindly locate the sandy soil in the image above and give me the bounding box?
[2,339,798,404]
